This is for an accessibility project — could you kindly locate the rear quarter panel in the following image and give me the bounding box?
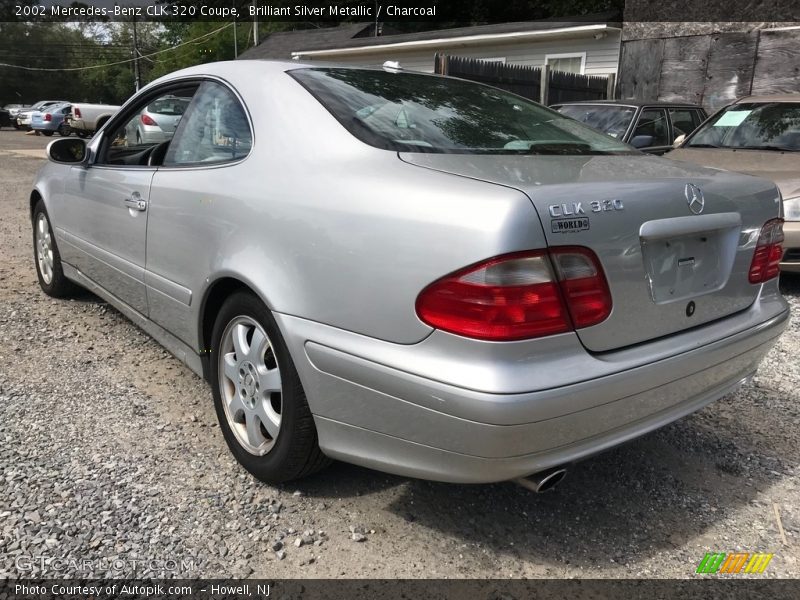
[144,69,546,348]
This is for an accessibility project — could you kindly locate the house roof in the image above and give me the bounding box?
[238,23,376,60]
[240,15,620,61]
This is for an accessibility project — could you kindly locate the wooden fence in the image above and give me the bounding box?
[618,27,800,112]
[434,54,614,105]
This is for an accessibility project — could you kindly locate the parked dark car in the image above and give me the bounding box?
[0,107,11,129]
[551,101,707,155]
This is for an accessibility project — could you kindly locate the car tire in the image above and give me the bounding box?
[41,131,53,137]
[58,123,71,137]
[210,291,331,483]
[32,200,79,298]
[76,131,88,139]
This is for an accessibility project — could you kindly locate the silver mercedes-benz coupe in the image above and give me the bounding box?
[32,61,789,486]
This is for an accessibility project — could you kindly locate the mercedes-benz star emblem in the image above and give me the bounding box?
[685,183,705,215]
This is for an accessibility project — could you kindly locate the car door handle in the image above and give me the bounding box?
[124,194,147,211]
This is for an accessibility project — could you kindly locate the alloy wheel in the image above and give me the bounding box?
[35,213,54,285]
[217,316,283,456]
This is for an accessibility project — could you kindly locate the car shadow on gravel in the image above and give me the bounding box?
[375,400,797,569]
[280,461,407,498]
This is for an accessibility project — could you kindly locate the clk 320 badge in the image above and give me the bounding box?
[548,199,624,217]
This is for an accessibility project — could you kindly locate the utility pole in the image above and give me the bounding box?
[252,1,258,46]
[233,5,238,58]
[132,16,141,92]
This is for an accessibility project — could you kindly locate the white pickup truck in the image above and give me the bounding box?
[67,103,121,137]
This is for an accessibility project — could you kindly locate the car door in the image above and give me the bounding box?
[145,80,253,345]
[629,108,672,154]
[58,85,199,315]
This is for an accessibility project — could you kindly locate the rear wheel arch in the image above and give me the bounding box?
[95,116,110,131]
[199,277,273,380]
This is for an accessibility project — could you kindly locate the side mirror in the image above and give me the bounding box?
[630,134,654,149]
[672,134,687,148]
[47,138,87,164]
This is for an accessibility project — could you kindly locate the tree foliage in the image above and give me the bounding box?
[0,0,622,106]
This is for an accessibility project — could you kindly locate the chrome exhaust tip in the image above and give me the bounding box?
[513,467,568,493]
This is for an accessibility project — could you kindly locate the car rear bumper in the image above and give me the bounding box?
[276,286,789,483]
[781,221,800,273]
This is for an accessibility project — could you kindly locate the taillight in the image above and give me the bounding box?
[44,114,52,122]
[74,108,81,118]
[748,218,784,283]
[141,114,157,126]
[550,247,613,329]
[415,247,611,341]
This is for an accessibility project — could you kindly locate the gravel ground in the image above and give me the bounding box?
[0,129,798,579]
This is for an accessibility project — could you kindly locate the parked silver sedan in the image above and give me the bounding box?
[124,95,191,145]
[31,61,789,486]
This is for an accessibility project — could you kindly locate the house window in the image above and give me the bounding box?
[545,53,586,74]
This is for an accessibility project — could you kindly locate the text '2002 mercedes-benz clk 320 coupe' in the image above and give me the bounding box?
[31,61,789,487]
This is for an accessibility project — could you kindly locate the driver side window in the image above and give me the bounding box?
[99,85,198,167]
[632,109,669,147]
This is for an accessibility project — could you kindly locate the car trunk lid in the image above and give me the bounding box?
[399,153,781,352]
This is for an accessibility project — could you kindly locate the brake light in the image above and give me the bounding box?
[73,108,81,118]
[415,247,612,341]
[748,218,784,283]
[44,114,52,122]
[141,114,157,126]
[549,247,613,328]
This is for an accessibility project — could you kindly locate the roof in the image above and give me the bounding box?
[239,15,620,61]
[238,23,376,60]
[293,18,620,59]
[735,94,800,103]
[552,100,704,108]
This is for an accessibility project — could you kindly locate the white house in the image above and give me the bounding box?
[240,18,622,76]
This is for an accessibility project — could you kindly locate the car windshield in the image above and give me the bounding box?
[687,102,800,151]
[553,104,636,140]
[290,68,635,155]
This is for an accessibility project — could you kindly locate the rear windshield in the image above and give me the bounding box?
[147,97,190,116]
[290,68,635,155]
[554,104,635,140]
[687,102,800,151]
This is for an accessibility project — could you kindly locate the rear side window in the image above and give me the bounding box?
[669,108,701,138]
[147,97,190,116]
[164,81,252,166]
[290,68,634,155]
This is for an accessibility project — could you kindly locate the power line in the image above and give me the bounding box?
[0,22,232,71]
